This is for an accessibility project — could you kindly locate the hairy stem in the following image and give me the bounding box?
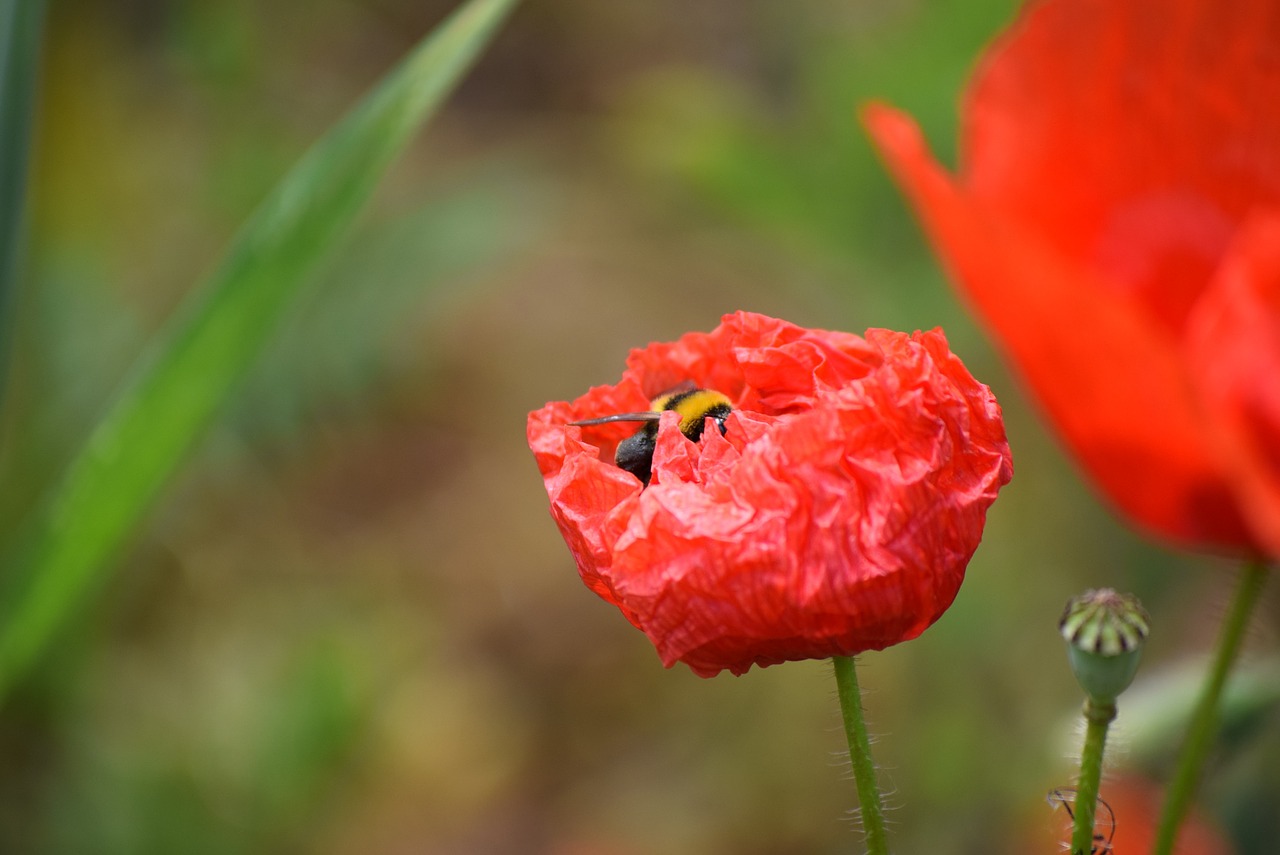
[1071,698,1115,854]
[832,655,890,855]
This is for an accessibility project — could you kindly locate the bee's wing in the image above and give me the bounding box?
[569,412,662,427]
[656,380,698,397]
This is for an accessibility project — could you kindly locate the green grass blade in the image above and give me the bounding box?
[0,0,47,399]
[0,0,520,700]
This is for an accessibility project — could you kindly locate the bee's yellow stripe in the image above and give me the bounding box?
[653,389,733,435]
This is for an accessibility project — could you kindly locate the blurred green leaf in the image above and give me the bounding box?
[247,645,368,838]
[39,637,373,855]
[234,164,552,443]
[0,0,46,395]
[1055,656,1280,765]
[0,0,520,702]
[610,0,1017,330]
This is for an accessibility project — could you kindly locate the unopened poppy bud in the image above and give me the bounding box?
[1059,589,1149,704]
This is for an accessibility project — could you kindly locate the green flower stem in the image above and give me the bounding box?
[1153,559,1269,855]
[1070,698,1115,855]
[832,655,889,855]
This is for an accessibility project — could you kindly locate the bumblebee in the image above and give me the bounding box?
[571,387,732,485]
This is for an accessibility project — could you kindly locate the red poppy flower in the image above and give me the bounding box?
[862,0,1280,557]
[527,312,1012,676]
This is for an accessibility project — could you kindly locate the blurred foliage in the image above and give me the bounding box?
[0,0,519,704]
[0,0,1276,853]
[0,0,46,396]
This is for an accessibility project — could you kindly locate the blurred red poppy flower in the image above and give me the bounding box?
[863,0,1280,557]
[527,312,1012,676]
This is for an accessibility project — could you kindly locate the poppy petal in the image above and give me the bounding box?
[962,0,1280,334]
[862,103,1251,549]
[529,314,1012,676]
[1185,213,1280,556]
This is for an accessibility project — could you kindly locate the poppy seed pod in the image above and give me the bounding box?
[1060,589,1150,704]
[528,312,1013,676]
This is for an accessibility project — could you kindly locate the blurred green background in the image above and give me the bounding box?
[2,0,1276,852]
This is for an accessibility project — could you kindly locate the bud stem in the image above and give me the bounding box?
[832,655,889,855]
[1153,558,1269,855]
[1070,698,1116,855]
